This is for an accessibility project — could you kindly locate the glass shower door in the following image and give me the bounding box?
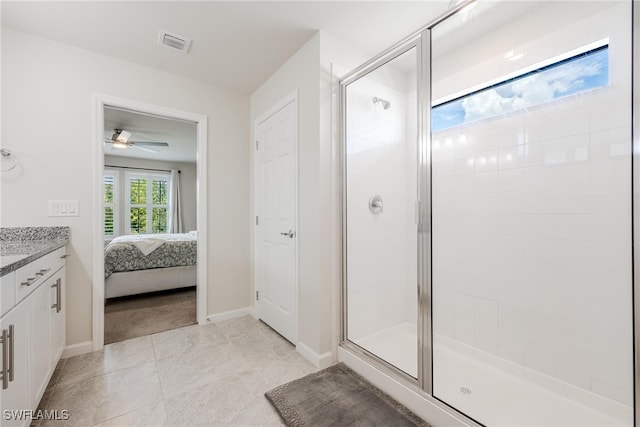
[430,1,634,425]
[344,46,419,378]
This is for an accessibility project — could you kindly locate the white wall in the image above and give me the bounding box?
[431,1,633,405]
[1,28,251,347]
[104,156,198,234]
[250,31,370,363]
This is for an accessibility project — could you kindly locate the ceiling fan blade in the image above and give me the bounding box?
[131,141,169,147]
[132,144,159,153]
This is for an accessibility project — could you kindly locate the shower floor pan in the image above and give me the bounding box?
[355,324,631,426]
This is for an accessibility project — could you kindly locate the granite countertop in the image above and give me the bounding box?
[0,227,70,277]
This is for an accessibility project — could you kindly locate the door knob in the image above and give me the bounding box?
[280,230,296,238]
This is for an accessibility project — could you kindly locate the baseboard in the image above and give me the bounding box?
[296,341,334,368]
[62,341,93,359]
[206,307,253,323]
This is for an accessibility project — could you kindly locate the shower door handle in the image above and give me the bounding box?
[280,230,296,238]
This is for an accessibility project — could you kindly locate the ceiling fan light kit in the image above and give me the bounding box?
[104,128,169,154]
[115,129,132,143]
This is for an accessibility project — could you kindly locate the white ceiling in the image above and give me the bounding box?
[2,1,455,162]
[104,107,197,163]
[1,1,451,94]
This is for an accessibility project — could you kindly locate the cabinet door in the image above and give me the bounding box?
[1,303,29,427]
[28,281,51,409]
[50,268,65,367]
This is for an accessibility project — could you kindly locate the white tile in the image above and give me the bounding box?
[475,297,497,321]
[476,316,498,353]
[475,150,499,173]
[521,238,555,265]
[523,215,557,240]
[524,332,556,377]
[524,190,555,215]
[525,143,543,166]
[555,189,589,214]
[498,192,525,214]
[556,134,589,164]
[498,169,524,192]
[455,293,475,316]
[498,311,525,364]
[474,171,498,193]
[555,163,589,189]
[552,215,589,241]
[588,189,630,215]
[473,192,499,215]
[554,240,590,267]
[498,119,526,148]
[498,146,525,170]
[555,342,590,390]
[524,166,555,190]
[451,155,476,175]
[452,133,476,156]
[474,126,501,151]
[454,312,475,346]
[591,378,633,407]
[542,140,558,165]
[588,214,631,243]
[587,241,632,273]
[589,127,630,159]
[589,157,631,188]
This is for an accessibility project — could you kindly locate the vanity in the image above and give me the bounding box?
[0,227,69,427]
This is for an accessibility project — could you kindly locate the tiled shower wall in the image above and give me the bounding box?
[431,2,633,405]
[346,54,418,341]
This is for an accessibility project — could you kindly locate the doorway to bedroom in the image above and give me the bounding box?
[93,97,208,350]
[102,107,198,344]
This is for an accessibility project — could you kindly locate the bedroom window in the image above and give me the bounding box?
[104,171,118,238]
[125,172,170,234]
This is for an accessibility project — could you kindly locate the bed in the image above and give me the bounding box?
[104,232,197,298]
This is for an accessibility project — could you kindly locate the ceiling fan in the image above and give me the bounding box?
[104,129,169,153]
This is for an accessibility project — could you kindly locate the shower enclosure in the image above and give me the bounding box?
[340,1,637,426]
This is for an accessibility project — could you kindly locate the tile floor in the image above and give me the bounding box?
[35,316,319,427]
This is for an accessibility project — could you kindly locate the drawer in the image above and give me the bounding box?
[1,271,16,316]
[15,247,66,304]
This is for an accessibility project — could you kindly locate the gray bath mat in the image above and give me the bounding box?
[265,363,430,427]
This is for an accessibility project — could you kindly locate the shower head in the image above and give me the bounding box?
[372,97,391,110]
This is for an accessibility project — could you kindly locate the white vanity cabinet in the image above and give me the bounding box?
[1,247,66,427]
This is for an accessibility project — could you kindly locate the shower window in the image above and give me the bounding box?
[433,42,609,132]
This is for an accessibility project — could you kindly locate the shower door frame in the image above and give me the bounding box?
[339,0,640,425]
[339,32,425,387]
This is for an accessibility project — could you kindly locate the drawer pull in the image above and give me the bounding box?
[60,254,70,259]
[21,276,38,286]
[51,279,62,313]
[1,328,7,390]
[8,325,13,383]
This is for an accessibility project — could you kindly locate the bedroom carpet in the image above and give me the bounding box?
[104,287,196,344]
[265,363,430,427]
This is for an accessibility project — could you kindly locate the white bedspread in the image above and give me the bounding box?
[109,233,196,256]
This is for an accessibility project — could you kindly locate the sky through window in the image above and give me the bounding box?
[432,46,609,132]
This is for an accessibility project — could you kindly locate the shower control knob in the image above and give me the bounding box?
[369,195,383,215]
[280,230,296,238]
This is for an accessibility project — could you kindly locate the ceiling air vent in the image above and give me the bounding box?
[158,30,191,53]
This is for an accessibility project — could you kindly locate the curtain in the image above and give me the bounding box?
[168,169,183,233]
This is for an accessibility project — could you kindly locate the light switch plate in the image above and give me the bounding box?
[48,200,79,217]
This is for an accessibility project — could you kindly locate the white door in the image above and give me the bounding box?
[255,99,298,344]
